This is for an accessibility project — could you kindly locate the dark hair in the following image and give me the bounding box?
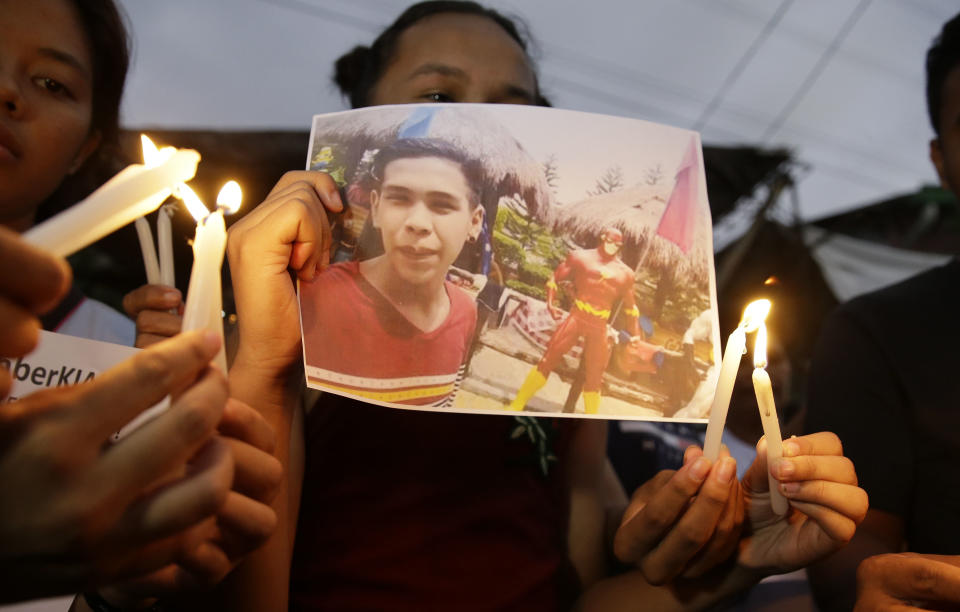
[74,0,130,154]
[37,0,131,220]
[333,0,550,108]
[371,138,484,208]
[926,12,960,136]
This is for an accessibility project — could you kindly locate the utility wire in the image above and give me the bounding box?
[761,0,873,142]
[253,0,383,33]
[694,0,794,131]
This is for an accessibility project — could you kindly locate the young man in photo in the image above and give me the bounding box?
[299,138,484,407]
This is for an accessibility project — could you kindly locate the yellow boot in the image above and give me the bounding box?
[508,368,547,411]
[582,391,601,415]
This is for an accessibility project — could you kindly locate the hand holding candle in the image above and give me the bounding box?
[752,320,789,515]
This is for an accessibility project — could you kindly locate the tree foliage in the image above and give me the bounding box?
[587,164,624,197]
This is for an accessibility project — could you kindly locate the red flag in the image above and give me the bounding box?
[656,135,700,254]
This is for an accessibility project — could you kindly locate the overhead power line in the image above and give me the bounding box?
[761,0,873,142]
[694,0,794,131]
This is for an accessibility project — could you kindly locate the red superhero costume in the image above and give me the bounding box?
[299,260,477,408]
[509,228,640,414]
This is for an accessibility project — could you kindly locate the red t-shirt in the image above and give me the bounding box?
[300,261,477,407]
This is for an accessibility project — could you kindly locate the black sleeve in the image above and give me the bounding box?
[804,303,912,517]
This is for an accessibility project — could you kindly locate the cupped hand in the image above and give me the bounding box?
[737,432,868,575]
[95,399,282,604]
[226,171,342,377]
[613,445,744,585]
[0,331,233,602]
[122,284,183,348]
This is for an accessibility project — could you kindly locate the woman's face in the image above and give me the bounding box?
[0,0,99,231]
[369,13,539,106]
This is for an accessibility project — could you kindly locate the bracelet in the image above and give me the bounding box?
[82,591,163,612]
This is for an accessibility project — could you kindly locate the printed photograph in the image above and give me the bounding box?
[299,104,721,421]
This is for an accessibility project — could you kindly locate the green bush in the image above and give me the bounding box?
[493,232,524,269]
[518,260,553,287]
[506,279,546,301]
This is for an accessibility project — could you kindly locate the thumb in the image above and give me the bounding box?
[742,436,771,493]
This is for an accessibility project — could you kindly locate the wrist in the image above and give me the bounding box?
[230,350,303,413]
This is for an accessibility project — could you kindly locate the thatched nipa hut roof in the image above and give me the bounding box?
[310,105,555,218]
[550,183,671,246]
[551,182,710,284]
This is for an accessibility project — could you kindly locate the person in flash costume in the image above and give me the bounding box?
[509,227,640,414]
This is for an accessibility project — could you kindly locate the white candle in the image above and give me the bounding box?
[703,299,770,461]
[182,209,228,372]
[134,217,161,285]
[752,322,789,515]
[180,182,241,373]
[24,145,199,257]
[157,203,176,287]
[703,325,746,460]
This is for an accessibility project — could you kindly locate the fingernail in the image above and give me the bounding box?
[780,482,800,496]
[783,440,800,457]
[775,458,794,478]
[332,190,344,211]
[690,457,711,482]
[715,457,736,484]
[163,289,181,303]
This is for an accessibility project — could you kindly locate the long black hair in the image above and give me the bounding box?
[333,1,550,108]
[37,0,131,220]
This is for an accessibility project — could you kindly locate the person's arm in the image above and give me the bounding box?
[546,253,573,321]
[806,509,903,611]
[565,421,615,587]
[804,305,911,610]
[619,274,640,337]
[855,553,960,610]
[215,171,342,611]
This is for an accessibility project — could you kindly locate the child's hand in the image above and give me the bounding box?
[737,432,868,574]
[122,284,183,348]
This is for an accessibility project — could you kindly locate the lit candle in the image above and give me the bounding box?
[752,318,789,515]
[24,135,199,257]
[180,182,241,372]
[157,203,176,287]
[703,299,770,461]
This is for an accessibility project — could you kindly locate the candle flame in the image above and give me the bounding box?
[753,322,768,369]
[177,183,211,222]
[141,135,159,165]
[216,181,242,214]
[740,298,770,333]
[764,276,779,286]
[141,134,176,168]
